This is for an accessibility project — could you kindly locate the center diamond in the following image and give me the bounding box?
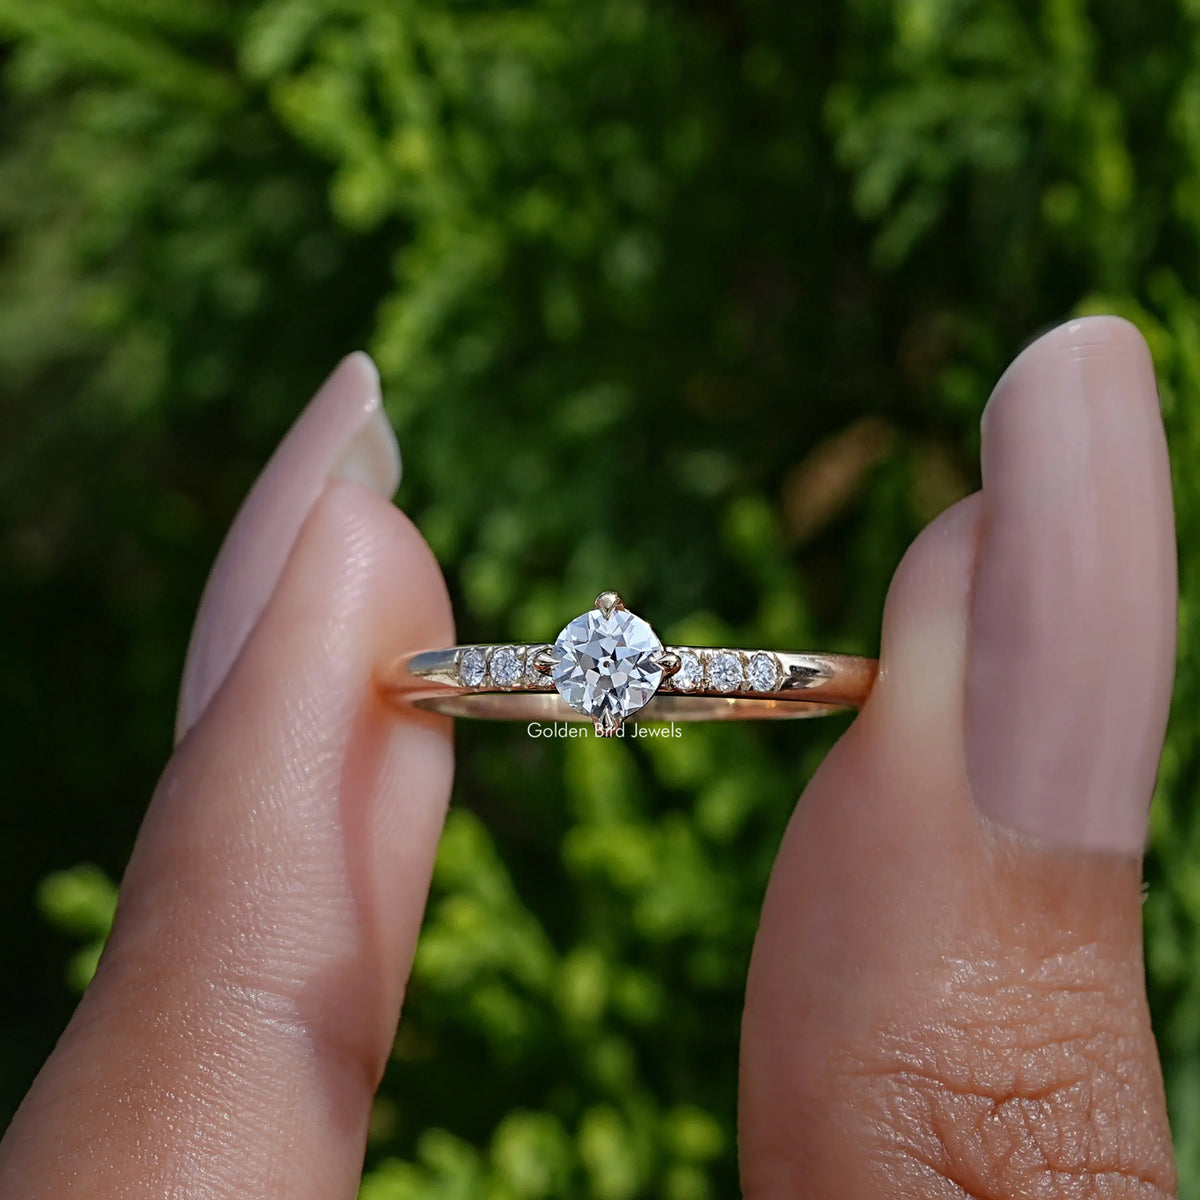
[551,599,664,734]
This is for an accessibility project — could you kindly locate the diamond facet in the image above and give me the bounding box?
[707,651,743,692]
[551,607,664,724]
[459,646,487,686]
[490,645,522,687]
[673,650,703,691]
[747,651,780,692]
[525,647,548,686]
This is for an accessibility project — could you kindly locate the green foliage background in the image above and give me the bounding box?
[3,0,1200,1195]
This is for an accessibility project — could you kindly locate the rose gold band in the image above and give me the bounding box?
[376,644,877,723]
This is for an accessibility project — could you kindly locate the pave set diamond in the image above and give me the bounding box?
[453,591,785,736]
[456,644,553,690]
[488,644,524,687]
[671,648,781,694]
[454,644,783,694]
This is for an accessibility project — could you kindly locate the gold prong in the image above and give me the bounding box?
[532,647,555,675]
[594,591,625,618]
[656,650,681,678]
[594,710,621,737]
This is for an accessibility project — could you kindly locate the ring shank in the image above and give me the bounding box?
[408,691,848,721]
[377,644,877,722]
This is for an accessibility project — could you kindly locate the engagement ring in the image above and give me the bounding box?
[378,592,877,736]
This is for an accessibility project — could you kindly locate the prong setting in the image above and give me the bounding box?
[594,710,622,737]
[655,650,682,678]
[594,591,625,618]
[533,647,556,675]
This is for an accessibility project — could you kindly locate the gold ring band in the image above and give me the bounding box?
[377,645,876,725]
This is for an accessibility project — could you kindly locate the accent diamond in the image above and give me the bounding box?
[707,651,743,692]
[490,645,522,687]
[551,606,664,726]
[459,646,487,686]
[673,650,703,691]
[747,652,780,692]
[525,646,548,686]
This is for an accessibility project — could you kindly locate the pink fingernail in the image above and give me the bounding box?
[965,317,1177,853]
[175,352,400,742]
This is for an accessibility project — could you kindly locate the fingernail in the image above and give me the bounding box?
[966,316,1177,853]
[175,352,400,742]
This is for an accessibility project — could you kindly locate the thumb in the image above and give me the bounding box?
[739,317,1178,1198]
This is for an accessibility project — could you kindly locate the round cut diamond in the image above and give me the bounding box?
[747,652,780,692]
[525,646,547,687]
[673,650,703,691]
[459,646,487,686]
[707,651,743,692]
[551,607,664,723]
[490,645,522,687]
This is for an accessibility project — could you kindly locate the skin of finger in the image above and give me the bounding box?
[0,481,454,1200]
[176,353,396,742]
[739,495,1175,1199]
